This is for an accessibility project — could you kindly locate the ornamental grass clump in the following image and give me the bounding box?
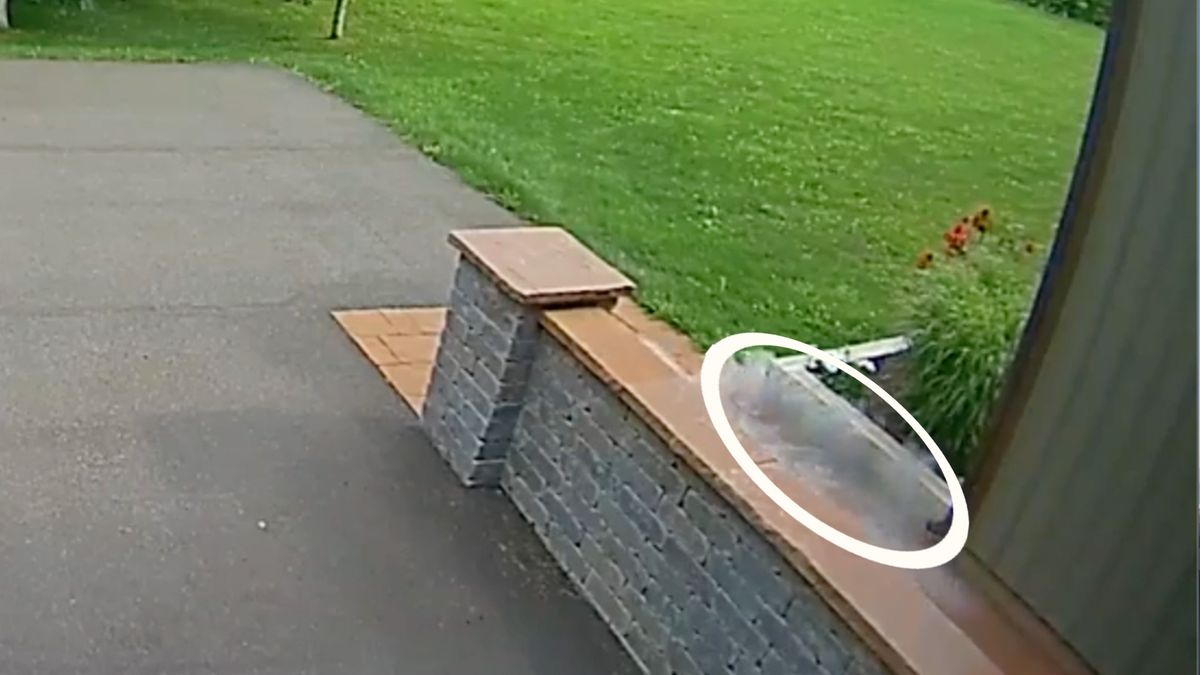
[904,205,1044,476]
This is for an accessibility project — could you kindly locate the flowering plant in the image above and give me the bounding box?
[903,205,1043,475]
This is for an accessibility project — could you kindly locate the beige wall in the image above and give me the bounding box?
[967,1,1197,673]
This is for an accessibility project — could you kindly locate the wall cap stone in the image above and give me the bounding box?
[540,305,1093,675]
[449,227,634,306]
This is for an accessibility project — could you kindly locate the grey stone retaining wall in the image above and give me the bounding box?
[500,334,888,675]
[423,256,889,675]
[422,260,539,486]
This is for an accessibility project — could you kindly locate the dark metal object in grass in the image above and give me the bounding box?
[330,0,350,39]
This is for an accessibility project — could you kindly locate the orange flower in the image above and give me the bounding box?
[916,250,935,269]
[971,206,993,234]
[944,218,971,255]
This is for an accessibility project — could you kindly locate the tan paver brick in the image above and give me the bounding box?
[380,307,446,335]
[381,363,434,409]
[352,335,399,367]
[381,334,440,364]
[450,227,633,305]
[333,309,394,337]
[333,307,444,414]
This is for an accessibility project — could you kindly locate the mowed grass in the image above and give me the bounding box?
[1,0,1103,347]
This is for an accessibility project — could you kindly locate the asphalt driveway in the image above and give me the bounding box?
[0,60,636,675]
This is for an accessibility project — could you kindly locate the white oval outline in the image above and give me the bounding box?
[699,332,969,570]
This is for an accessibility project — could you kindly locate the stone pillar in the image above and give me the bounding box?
[422,227,634,487]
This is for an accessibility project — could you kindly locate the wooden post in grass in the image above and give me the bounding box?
[329,0,350,39]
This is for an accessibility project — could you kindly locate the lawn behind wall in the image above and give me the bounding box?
[1,0,1103,348]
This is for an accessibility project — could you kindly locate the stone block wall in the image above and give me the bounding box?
[422,260,539,486]
[500,334,888,675]
[421,231,891,675]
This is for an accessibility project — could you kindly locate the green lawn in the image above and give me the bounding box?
[0,0,1103,347]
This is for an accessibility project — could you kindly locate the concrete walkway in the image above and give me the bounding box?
[0,61,636,675]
